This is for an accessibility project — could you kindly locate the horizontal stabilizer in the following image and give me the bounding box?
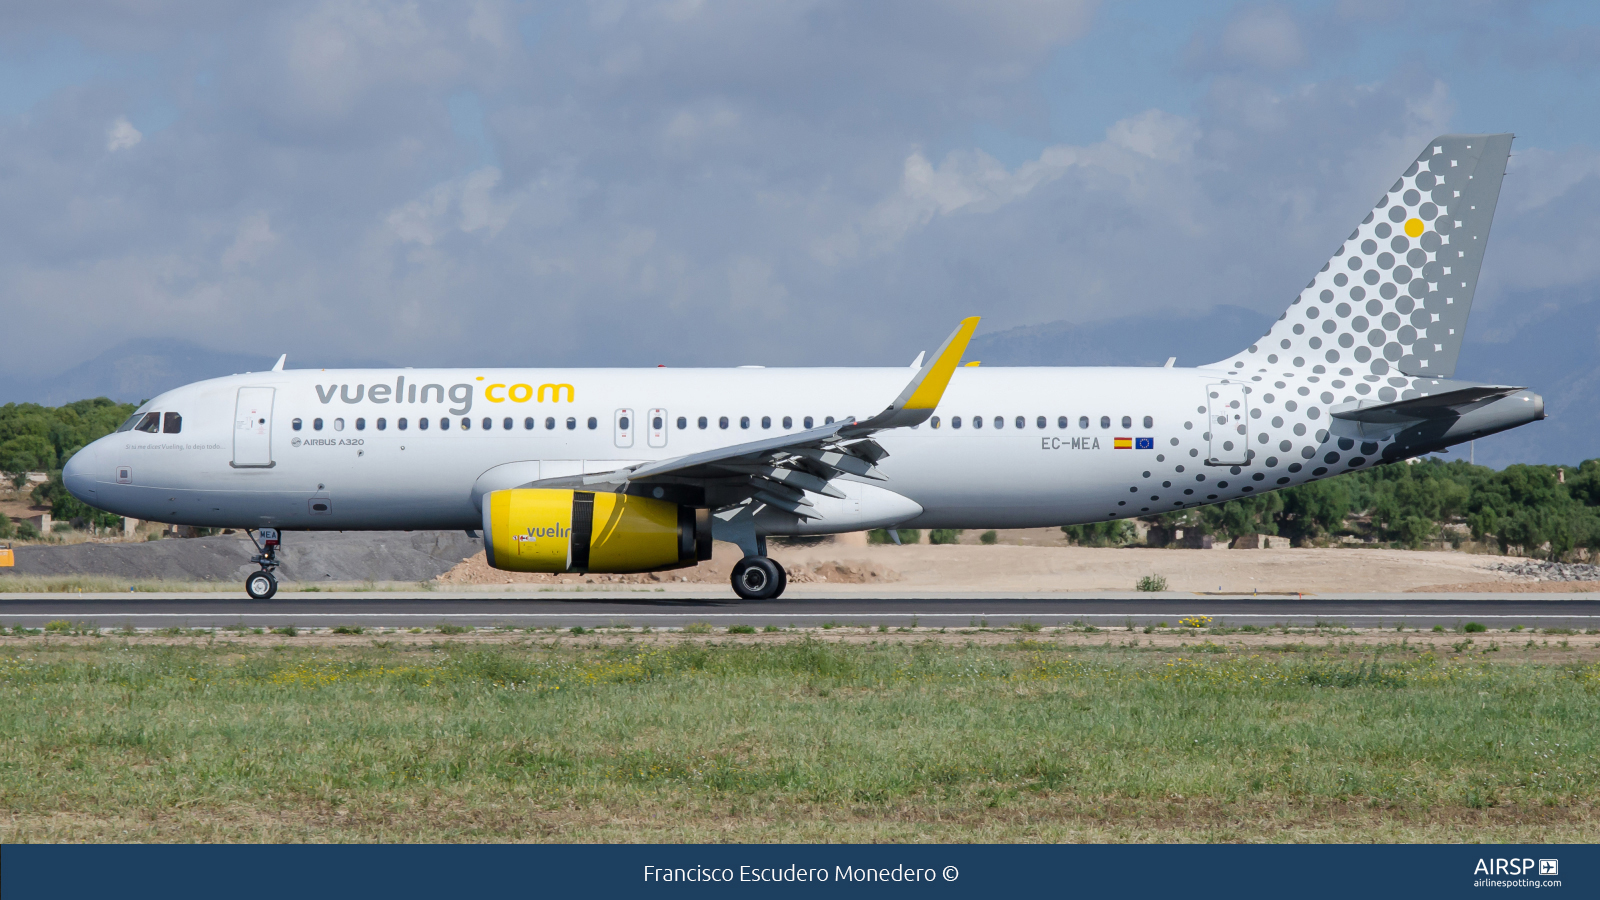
[1331,384,1523,426]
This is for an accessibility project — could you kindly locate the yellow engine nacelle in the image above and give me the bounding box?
[482,489,711,574]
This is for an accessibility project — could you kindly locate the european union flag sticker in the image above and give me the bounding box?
[1135,437,1154,450]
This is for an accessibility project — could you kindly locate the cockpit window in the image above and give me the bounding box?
[163,412,182,434]
[133,412,161,433]
[116,413,144,433]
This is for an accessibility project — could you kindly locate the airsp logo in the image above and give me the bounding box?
[291,437,302,447]
[1540,860,1559,876]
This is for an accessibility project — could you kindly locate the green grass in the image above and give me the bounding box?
[0,640,1595,842]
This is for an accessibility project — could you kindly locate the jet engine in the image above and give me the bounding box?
[482,489,711,574]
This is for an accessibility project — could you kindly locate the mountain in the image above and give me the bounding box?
[967,301,1598,469]
[0,339,390,407]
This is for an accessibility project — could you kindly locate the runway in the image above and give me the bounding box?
[2,590,1597,630]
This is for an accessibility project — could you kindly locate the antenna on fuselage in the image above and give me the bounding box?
[271,354,286,372]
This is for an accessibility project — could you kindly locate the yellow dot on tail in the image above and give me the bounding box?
[1404,217,1425,238]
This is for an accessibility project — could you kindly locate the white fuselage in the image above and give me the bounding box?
[63,363,1386,534]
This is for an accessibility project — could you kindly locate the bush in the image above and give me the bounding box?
[1017,621,1042,633]
[868,528,920,545]
[1463,622,1487,633]
[0,513,12,540]
[928,528,962,545]
[435,623,471,634]
[979,530,998,545]
[331,624,364,635]
[270,626,298,636]
[682,622,713,634]
[727,624,756,634]
[1136,575,1169,592]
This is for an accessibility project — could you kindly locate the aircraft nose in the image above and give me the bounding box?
[62,440,100,503]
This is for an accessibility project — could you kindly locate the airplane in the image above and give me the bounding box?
[63,133,1542,601]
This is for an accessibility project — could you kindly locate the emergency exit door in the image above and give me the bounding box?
[1206,383,1249,466]
[232,387,276,468]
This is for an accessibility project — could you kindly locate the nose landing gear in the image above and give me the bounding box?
[244,528,282,600]
[731,555,787,601]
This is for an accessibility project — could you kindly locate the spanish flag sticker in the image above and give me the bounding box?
[1114,437,1133,450]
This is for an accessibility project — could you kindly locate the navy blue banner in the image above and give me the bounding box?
[3,844,1593,899]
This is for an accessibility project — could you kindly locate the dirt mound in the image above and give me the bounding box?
[0,531,482,584]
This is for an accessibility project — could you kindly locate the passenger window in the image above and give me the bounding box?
[719,416,729,429]
[1033,416,1042,429]
[419,418,429,431]
[1079,416,1089,429]
[952,416,963,429]
[333,418,344,431]
[586,417,597,430]
[782,416,792,429]
[740,416,750,429]
[313,418,324,431]
[398,418,408,430]
[825,416,834,424]
[1101,416,1111,429]
[973,416,983,429]
[804,416,814,429]
[546,417,556,430]
[698,416,708,429]
[355,418,366,431]
[377,418,387,431]
[135,412,160,433]
[502,417,511,430]
[677,416,687,430]
[566,417,576,430]
[524,417,534,430]
[931,416,941,429]
[620,416,631,430]
[163,412,182,434]
[761,416,771,429]
[481,417,491,430]
[1121,416,1132,429]
[1143,416,1154,429]
[292,418,303,431]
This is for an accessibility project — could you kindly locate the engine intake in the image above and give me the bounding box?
[483,489,710,573]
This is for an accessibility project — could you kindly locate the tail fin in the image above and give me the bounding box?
[1216,133,1512,379]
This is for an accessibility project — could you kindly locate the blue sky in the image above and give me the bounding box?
[1,0,1597,398]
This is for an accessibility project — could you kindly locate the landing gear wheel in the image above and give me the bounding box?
[731,556,785,600]
[245,570,278,600]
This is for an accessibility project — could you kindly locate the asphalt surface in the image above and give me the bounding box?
[3,591,1597,629]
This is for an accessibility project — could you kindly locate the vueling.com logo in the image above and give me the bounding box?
[514,524,568,542]
[312,376,577,416]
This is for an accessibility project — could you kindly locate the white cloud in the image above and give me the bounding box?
[106,116,142,152]
[221,213,279,267]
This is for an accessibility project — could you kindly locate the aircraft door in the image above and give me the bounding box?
[232,387,276,468]
[1206,383,1249,466]
[614,408,635,449]
[647,408,667,448]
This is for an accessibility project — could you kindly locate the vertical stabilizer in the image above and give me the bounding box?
[1215,134,1512,379]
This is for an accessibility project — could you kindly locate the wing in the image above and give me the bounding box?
[528,316,980,519]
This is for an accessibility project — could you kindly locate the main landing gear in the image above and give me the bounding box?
[244,527,282,600]
[731,555,787,601]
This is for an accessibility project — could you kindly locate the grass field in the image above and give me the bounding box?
[1,630,1596,842]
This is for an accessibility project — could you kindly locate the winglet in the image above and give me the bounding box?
[899,316,979,410]
[847,317,978,433]
[271,354,286,372]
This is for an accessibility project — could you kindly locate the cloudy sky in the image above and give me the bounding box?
[2,0,1598,377]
